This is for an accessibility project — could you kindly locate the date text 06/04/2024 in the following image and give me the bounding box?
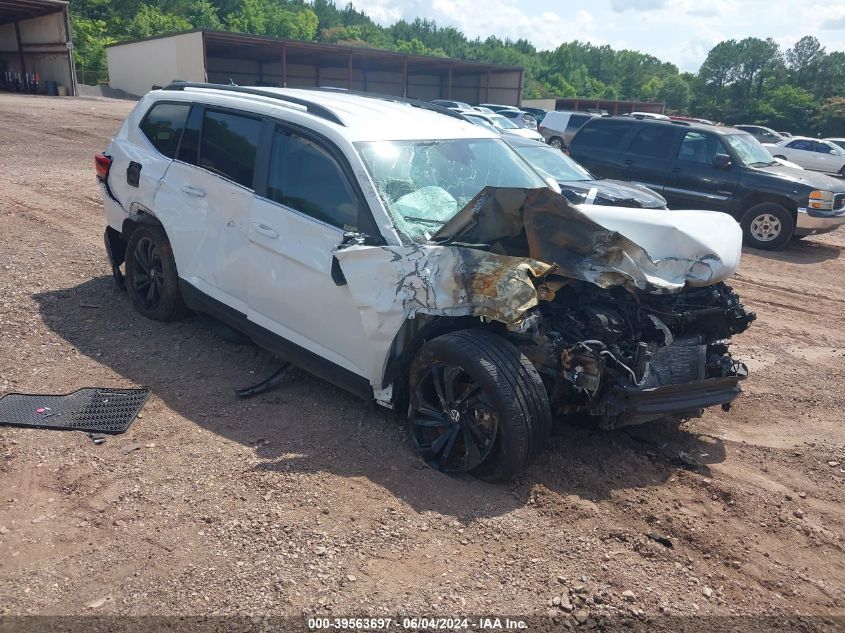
[307,617,529,630]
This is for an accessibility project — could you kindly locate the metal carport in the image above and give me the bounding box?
[0,0,76,96]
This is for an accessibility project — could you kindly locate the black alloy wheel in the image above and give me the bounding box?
[131,235,165,312]
[409,362,498,473]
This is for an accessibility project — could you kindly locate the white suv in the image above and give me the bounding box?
[97,83,754,481]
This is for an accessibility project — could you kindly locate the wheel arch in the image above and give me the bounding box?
[381,315,511,415]
[738,192,797,224]
[121,206,167,244]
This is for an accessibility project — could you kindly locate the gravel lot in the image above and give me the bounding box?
[0,93,843,629]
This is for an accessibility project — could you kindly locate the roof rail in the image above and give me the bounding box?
[161,82,345,126]
[311,87,469,122]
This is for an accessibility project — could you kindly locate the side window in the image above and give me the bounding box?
[814,142,834,154]
[572,120,632,149]
[676,131,727,164]
[565,114,590,132]
[626,125,677,158]
[198,109,261,189]
[787,140,809,151]
[267,128,360,230]
[139,102,190,158]
[176,105,202,165]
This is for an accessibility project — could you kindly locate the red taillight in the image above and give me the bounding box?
[95,152,112,181]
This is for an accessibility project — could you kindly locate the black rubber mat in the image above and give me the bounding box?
[0,388,150,434]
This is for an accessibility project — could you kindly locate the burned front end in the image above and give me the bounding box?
[517,280,754,428]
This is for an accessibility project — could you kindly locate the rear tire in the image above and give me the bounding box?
[741,202,794,250]
[407,329,551,482]
[548,136,563,150]
[125,225,189,321]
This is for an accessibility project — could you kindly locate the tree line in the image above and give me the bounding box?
[69,0,845,136]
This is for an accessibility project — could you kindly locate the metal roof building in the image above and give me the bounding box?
[106,30,524,105]
[0,0,76,95]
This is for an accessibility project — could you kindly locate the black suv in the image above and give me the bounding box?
[569,117,845,249]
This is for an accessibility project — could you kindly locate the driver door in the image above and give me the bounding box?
[665,130,738,212]
[247,124,374,379]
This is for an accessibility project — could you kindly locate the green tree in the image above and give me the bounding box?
[125,4,192,39]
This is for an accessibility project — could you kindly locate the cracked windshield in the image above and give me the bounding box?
[357,138,545,242]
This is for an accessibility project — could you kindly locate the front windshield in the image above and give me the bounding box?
[513,144,593,182]
[725,133,776,167]
[489,114,519,130]
[357,138,546,243]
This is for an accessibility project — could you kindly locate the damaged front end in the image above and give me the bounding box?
[337,185,754,427]
[516,280,754,428]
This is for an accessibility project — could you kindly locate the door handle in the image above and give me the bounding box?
[623,159,634,165]
[181,185,206,198]
[671,167,682,173]
[253,223,279,239]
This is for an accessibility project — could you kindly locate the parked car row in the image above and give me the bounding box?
[429,99,542,130]
[448,99,845,250]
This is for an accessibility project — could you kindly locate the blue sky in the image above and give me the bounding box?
[348,0,845,71]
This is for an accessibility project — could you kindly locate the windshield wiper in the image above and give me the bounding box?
[404,216,446,225]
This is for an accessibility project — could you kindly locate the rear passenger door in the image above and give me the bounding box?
[154,106,262,312]
[616,124,680,193]
[568,118,635,179]
[246,124,372,379]
[665,130,738,211]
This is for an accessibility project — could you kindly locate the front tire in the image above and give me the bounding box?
[125,224,188,321]
[407,330,551,482]
[548,136,563,150]
[741,202,794,250]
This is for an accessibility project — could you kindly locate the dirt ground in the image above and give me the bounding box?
[0,93,843,628]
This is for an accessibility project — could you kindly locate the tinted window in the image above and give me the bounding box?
[566,114,592,130]
[268,128,360,230]
[787,140,811,151]
[140,103,190,158]
[627,125,677,158]
[571,119,632,149]
[176,105,202,165]
[199,110,261,188]
[676,131,727,164]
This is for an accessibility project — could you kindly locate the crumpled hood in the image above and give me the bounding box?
[576,204,742,287]
[431,187,742,293]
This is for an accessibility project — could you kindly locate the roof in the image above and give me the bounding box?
[0,0,67,26]
[158,84,497,142]
[107,29,522,74]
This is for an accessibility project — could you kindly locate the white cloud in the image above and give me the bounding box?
[610,0,666,12]
[346,0,845,70]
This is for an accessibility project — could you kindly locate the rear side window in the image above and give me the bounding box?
[139,103,190,158]
[566,114,592,130]
[627,125,677,158]
[267,128,360,230]
[176,105,202,165]
[572,119,632,149]
[787,140,811,151]
[199,110,262,189]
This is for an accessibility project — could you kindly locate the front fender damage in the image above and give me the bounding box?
[334,244,555,347]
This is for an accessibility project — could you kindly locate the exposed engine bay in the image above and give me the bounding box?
[515,280,755,428]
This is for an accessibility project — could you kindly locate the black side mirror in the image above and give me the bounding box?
[713,153,732,170]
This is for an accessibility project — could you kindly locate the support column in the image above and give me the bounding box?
[447,63,452,99]
[316,64,320,87]
[14,21,25,76]
[517,69,524,107]
[281,44,287,87]
[485,68,491,103]
[402,58,408,97]
[347,53,353,90]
